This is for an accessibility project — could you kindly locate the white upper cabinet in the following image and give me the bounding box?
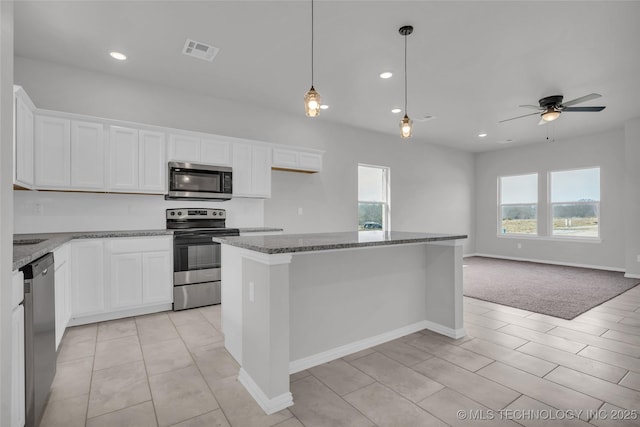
[201,136,232,166]
[109,126,139,191]
[138,130,166,193]
[71,120,106,190]
[109,127,166,194]
[272,146,323,173]
[14,88,35,188]
[34,115,71,188]
[35,115,106,190]
[232,141,271,198]
[169,133,232,166]
[169,134,200,162]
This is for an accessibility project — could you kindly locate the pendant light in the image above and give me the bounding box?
[399,25,413,138]
[304,0,321,117]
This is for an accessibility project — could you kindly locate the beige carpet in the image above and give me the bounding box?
[463,256,640,319]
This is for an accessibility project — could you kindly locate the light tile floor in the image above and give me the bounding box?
[41,286,640,427]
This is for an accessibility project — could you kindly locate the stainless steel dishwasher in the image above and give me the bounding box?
[21,253,56,427]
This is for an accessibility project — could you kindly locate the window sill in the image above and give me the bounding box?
[497,234,602,244]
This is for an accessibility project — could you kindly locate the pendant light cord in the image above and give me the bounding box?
[311,0,314,86]
[404,32,408,114]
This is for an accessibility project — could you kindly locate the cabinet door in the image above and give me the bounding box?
[272,148,299,170]
[169,134,200,162]
[299,152,322,172]
[71,240,105,316]
[15,95,35,188]
[109,126,139,191]
[71,120,106,190]
[232,142,252,196]
[201,136,231,166]
[11,304,25,427]
[142,251,172,304]
[251,144,272,198]
[34,115,71,188]
[110,253,144,309]
[139,130,166,193]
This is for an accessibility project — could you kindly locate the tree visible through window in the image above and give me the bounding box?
[499,173,538,235]
[550,167,600,238]
[358,164,390,231]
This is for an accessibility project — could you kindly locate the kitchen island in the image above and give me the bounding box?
[216,231,467,414]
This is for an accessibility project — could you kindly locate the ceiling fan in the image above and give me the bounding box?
[499,93,606,125]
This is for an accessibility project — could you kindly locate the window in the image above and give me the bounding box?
[499,173,538,235]
[358,164,390,231]
[550,167,600,238]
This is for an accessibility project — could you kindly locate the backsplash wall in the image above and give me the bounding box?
[14,190,265,234]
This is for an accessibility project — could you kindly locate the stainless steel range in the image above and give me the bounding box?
[167,208,239,311]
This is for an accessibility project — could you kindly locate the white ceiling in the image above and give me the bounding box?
[13,1,640,152]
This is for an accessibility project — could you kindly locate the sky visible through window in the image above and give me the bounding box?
[358,166,386,202]
[551,168,600,202]
[500,174,537,204]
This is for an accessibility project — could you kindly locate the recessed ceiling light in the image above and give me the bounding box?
[478,133,488,138]
[320,104,329,110]
[379,72,393,79]
[391,108,402,114]
[109,51,127,61]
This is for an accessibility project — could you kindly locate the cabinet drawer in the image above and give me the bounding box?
[108,236,172,253]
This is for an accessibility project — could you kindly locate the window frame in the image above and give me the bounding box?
[548,166,601,240]
[497,172,539,237]
[357,163,391,232]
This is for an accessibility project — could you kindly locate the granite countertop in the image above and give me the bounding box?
[237,227,284,233]
[13,229,172,271]
[213,231,468,255]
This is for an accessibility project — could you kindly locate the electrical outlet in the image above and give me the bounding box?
[517,243,522,249]
[249,281,255,302]
[33,203,43,215]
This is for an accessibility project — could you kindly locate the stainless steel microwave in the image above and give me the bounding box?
[166,162,233,200]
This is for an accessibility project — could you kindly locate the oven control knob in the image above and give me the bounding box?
[177,211,182,216]
[170,212,175,216]
[212,212,217,216]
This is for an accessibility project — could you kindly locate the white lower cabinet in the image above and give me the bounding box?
[70,239,105,317]
[54,243,71,350]
[11,270,25,427]
[69,236,172,325]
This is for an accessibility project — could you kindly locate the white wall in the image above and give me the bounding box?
[475,129,627,270]
[13,191,264,233]
[624,118,640,277]
[14,56,475,253]
[0,2,13,424]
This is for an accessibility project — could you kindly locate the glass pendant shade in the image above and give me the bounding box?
[304,86,321,117]
[400,114,413,138]
[541,108,561,122]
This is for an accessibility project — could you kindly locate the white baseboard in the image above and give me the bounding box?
[289,319,464,374]
[422,321,466,339]
[67,303,172,327]
[469,253,624,273]
[238,368,293,415]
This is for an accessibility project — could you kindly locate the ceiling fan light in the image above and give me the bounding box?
[400,114,413,138]
[542,108,561,122]
[304,86,321,117]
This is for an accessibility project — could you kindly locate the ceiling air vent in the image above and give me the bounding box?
[182,39,220,62]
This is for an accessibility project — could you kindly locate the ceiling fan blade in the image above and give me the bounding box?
[498,111,540,123]
[562,106,606,112]
[562,93,602,107]
[518,105,543,110]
